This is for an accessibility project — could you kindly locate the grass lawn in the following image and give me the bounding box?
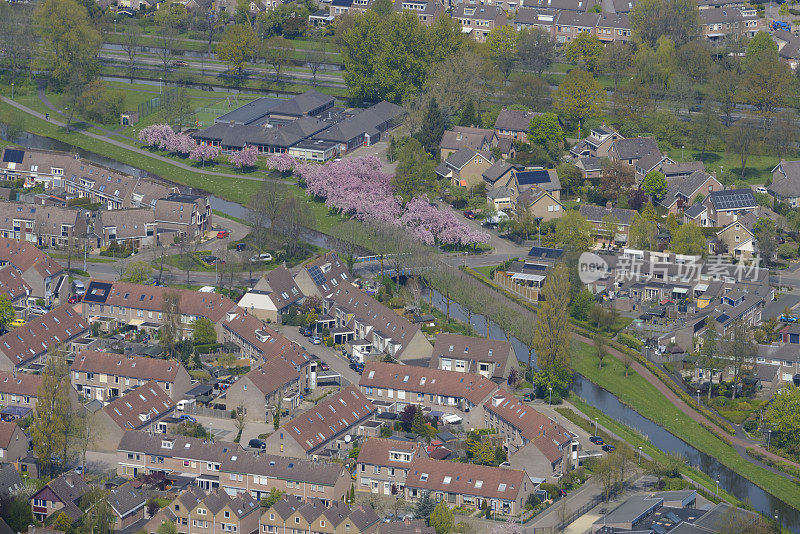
[474,265,497,279]
[665,148,780,186]
[160,251,216,272]
[708,397,768,425]
[48,253,117,264]
[571,339,800,511]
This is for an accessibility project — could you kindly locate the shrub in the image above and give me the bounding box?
[618,333,643,351]
[540,482,560,500]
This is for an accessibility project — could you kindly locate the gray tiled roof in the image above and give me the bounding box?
[494,109,541,132]
[579,204,636,226]
[613,137,659,161]
[770,160,800,197]
[482,160,515,184]
[108,482,147,517]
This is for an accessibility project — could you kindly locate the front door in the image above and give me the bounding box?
[383,482,390,495]
[371,481,379,493]
[96,388,103,401]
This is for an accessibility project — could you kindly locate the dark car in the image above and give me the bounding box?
[589,436,604,445]
[236,243,247,251]
[602,444,615,452]
[179,414,197,423]
[299,326,312,336]
[248,438,266,450]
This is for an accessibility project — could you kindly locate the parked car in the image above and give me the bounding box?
[755,186,768,195]
[28,306,48,315]
[176,399,196,411]
[9,319,25,328]
[202,256,225,265]
[320,363,330,371]
[236,243,247,252]
[311,336,322,345]
[248,438,266,450]
[249,253,273,262]
[217,230,230,239]
[179,414,197,423]
[299,326,312,336]
[73,280,86,295]
[589,436,604,445]
[463,210,476,219]
[602,444,615,452]
[67,294,83,304]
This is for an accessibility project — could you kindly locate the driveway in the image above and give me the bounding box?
[276,324,361,386]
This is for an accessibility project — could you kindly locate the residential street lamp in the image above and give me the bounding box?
[114,18,117,32]
[594,417,598,436]
[159,77,163,94]
[696,389,700,405]
[548,387,552,407]
[715,476,720,496]
[638,446,642,465]
[10,83,13,100]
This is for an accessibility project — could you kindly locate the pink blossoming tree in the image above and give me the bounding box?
[230,145,259,168]
[189,145,220,167]
[266,153,297,174]
[138,124,175,150]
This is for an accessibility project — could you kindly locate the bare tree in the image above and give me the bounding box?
[155,243,168,285]
[304,42,328,87]
[121,18,142,84]
[160,290,181,360]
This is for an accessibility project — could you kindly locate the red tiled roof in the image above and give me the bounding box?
[0,371,41,396]
[405,457,527,501]
[0,266,30,302]
[0,238,63,278]
[222,311,311,365]
[103,381,174,430]
[360,362,498,405]
[283,385,375,452]
[356,438,421,468]
[242,357,301,396]
[0,305,87,366]
[71,351,183,382]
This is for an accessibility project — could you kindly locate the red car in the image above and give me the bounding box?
[67,295,83,304]
[463,210,476,219]
[216,230,229,239]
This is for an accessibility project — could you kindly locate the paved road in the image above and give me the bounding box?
[277,323,360,386]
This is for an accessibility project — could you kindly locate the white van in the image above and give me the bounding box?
[176,399,196,411]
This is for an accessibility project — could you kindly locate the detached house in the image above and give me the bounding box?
[657,171,723,215]
[108,483,147,531]
[239,266,305,323]
[570,126,622,159]
[429,333,518,382]
[515,187,564,221]
[769,160,800,207]
[494,109,541,143]
[71,351,192,402]
[579,204,637,246]
[703,189,757,227]
[715,212,758,259]
[608,137,660,167]
[264,385,376,459]
[439,127,497,160]
[512,168,561,200]
[0,421,30,465]
[294,252,352,299]
[436,148,494,189]
[30,473,89,521]
[320,286,433,362]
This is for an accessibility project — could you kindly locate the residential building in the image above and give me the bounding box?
[0,464,22,496]
[714,212,757,259]
[774,29,800,70]
[491,246,564,303]
[570,126,622,159]
[0,371,43,414]
[484,389,575,479]
[702,189,757,227]
[515,186,564,221]
[595,12,631,42]
[657,171,723,215]
[30,473,90,521]
[359,362,498,428]
[143,486,260,534]
[494,109,540,143]
[512,7,558,33]
[769,160,800,207]
[108,482,147,531]
[0,305,89,371]
[71,351,192,402]
[260,496,380,534]
[94,208,157,249]
[0,201,88,247]
[482,160,517,192]
[0,237,66,306]
[93,381,176,451]
[579,204,637,246]
[511,168,561,200]
[393,0,446,25]
[700,6,760,39]
[355,438,423,495]
[240,266,305,322]
[553,11,600,43]
[487,186,514,211]
[574,157,603,179]
[81,281,237,338]
[435,148,494,189]
[439,127,497,160]
[634,152,674,183]
[263,385,376,459]
[319,286,433,362]
[0,266,31,304]
[378,519,435,534]
[225,358,303,422]
[294,252,352,299]
[404,458,533,515]
[0,421,30,464]
[154,193,213,240]
[453,4,507,41]
[608,137,660,167]
[429,333,517,382]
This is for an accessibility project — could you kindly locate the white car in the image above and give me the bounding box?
[249,253,273,262]
[755,186,768,195]
[28,306,48,315]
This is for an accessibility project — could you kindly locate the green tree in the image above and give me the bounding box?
[642,171,668,200]
[517,27,556,76]
[594,333,608,369]
[33,0,101,89]
[711,70,738,126]
[192,318,217,345]
[628,214,657,250]
[726,121,755,180]
[122,261,153,284]
[602,41,633,90]
[630,0,701,47]
[554,211,593,251]
[160,290,181,359]
[672,222,705,256]
[82,488,115,534]
[533,263,571,384]
[53,512,72,532]
[157,521,178,534]
[566,32,603,72]
[699,324,721,399]
[392,137,437,201]
[665,213,679,237]
[486,24,519,82]
[414,492,437,521]
[411,409,428,438]
[429,502,454,534]
[216,24,256,75]
[744,31,779,69]
[528,112,564,147]
[261,488,285,508]
[553,69,604,136]
[570,288,595,321]
[163,88,194,131]
[31,353,71,477]
[556,163,583,196]
[692,102,721,160]
[753,217,778,263]
[260,36,293,83]
[415,99,448,154]
[458,101,479,127]
[0,294,14,327]
[764,385,800,449]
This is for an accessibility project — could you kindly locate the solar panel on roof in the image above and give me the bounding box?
[2,149,24,164]
[308,265,326,286]
[516,170,551,185]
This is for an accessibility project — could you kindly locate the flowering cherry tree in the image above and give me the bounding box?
[167,133,196,155]
[189,145,220,167]
[230,145,259,168]
[138,124,175,150]
[401,195,490,247]
[266,153,297,174]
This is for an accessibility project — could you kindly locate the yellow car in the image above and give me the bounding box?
[9,319,25,328]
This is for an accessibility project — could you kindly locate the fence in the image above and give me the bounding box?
[493,270,540,303]
[137,88,181,119]
[186,404,231,419]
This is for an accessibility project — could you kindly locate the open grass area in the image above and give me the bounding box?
[570,339,800,511]
[665,148,780,186]
[474,265,497,279]
[708,397,768,425]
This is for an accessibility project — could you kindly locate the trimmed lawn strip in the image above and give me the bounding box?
[571,339,800,510]
[665,148,778,186]
[48,253,117,264]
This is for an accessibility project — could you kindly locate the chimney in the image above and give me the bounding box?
[606,201,613,208]
[229,120,235,127]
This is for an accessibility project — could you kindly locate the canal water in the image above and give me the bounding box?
[8,131,800,529]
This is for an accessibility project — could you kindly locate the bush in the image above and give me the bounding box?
[618,333,643,351]
[540,483,560,500]
[778,243,799,259]
[526,493,541,509]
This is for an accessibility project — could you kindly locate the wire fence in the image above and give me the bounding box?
[137,88,181,119]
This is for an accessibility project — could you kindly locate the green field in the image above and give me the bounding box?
[665,148,780,186]
[571,339,800,511]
